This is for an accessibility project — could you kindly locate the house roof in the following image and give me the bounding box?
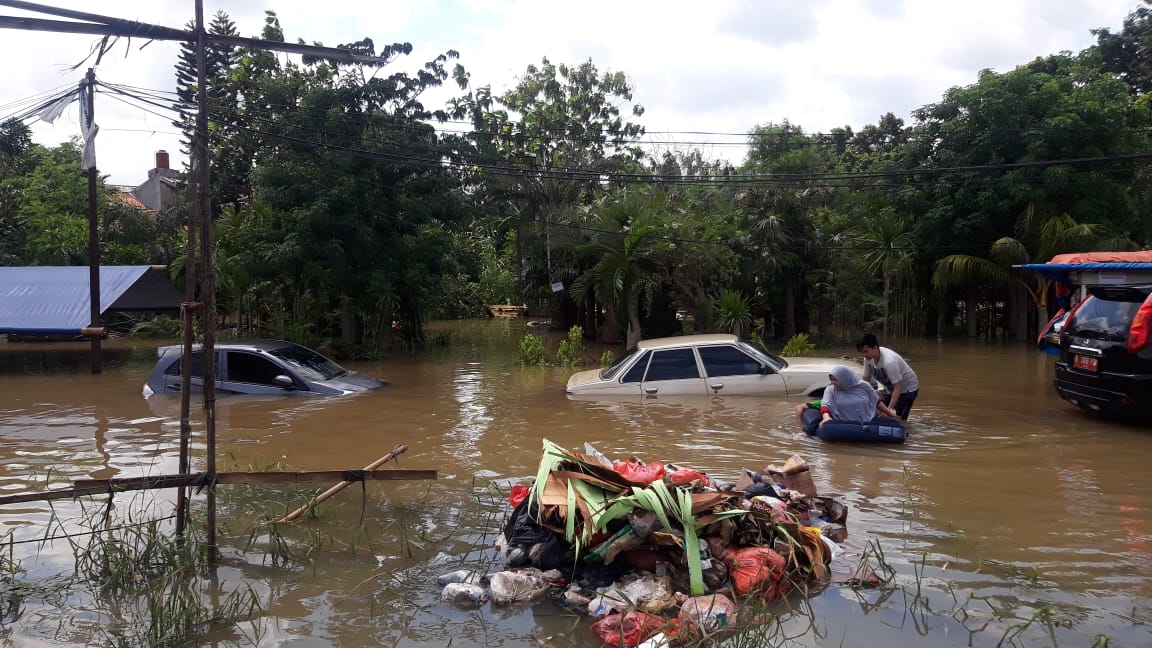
[0,265,183,335]
[113,190,157,214]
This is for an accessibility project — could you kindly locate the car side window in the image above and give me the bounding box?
[644,348,700,381]
[620,351,650,383]
[163,351,203,377]
[226,352,290,387]
[699,345,763,377]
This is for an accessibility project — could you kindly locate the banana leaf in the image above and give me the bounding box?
[678,486,705,595]
[565,479,577,542]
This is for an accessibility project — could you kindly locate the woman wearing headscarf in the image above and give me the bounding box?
[819,365,896,426]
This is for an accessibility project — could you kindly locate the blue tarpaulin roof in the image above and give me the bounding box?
[1018,262,1152,282]
[0,265,182,335]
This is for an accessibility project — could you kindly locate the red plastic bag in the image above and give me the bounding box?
[591,611,666,647]
[613,460,666,484]
[508,484,530,508]
[667,468,710,486]
[724,546,788,598]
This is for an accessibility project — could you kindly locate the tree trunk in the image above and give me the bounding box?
[340,294,357,345]
[816,276,829,337]
[882,269,892,339]
[626,302,642,350]
[783,279,796,337]
[379,300,394,352]
[965,295,979,338]
[795,281,810,334]
[1007,284,1028,342]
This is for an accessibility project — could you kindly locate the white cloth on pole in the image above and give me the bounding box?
[78,87,97,171]
[37,91,77,124]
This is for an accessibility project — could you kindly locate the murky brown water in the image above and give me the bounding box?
[1,319,1150,647]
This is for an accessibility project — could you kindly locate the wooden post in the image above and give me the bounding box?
[277,445,408,523]
[82,68,101,374]
[192,0,219,561]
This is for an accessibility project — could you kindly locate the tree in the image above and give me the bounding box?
[1094,1,1152,97]
[173,10,246,212]
[570,189,661,349]
[0,119,34,264]
[216,18,471,349]
[854,207,917,338]
[448,58,646,326]
[932,210,1136,340]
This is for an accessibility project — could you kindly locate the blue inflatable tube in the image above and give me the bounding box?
[800,408,907,443]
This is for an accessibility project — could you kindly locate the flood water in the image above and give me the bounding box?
[1,318,1150,647]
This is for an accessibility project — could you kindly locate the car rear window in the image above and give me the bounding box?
[1067,291,1145,341]
[163,351,204,377]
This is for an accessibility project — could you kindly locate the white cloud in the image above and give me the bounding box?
[0,0,1138,185]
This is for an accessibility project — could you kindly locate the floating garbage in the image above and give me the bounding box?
[436,439,857,647]
[439,582,488,606]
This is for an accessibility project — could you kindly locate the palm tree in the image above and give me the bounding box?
[854,208,916,338]
[570,191,661,350]
[932,209,1136,338]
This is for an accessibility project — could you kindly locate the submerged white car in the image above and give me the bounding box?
[565,334,849,398]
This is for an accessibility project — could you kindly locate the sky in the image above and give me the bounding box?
[0,0,1143,186]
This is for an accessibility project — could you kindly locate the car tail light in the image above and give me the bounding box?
[1127,292,1152,354]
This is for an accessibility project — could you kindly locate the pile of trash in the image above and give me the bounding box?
[437,439,864,647]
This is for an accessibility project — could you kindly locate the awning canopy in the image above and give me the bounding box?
[0,265,183,335]
[1018,251,1152,285]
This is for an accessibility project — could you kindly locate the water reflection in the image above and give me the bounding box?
[445,364,492,462]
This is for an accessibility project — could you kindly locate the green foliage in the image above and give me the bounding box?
[557,325,586,367]
[129,316,182,339]
[599,350,615,367]
[714,290,753,338]
[781,332,817,356]
[14,141,90,265]
[519,334,547,366]
[569,189,663,346]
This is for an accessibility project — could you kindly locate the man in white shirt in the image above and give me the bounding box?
[856,332,920,421]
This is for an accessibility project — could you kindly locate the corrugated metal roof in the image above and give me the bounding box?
[0,266,182,335]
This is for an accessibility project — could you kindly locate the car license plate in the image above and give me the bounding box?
[1073,355,1098,372]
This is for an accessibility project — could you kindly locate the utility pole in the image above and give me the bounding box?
[81,68,100,374]
[193,0,219,559]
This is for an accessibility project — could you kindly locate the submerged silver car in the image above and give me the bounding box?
[142,339,386,398]
[565,333,847,398]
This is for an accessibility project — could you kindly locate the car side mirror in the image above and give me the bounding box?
[759,365,773,375]
[274,375,295,389]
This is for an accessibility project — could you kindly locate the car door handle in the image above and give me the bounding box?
[644,386,658,395]
[709,383,724,392]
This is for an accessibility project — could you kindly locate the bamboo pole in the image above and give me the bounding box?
[277,444,408,523]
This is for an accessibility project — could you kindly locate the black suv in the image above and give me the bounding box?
[1055,284,1152,417]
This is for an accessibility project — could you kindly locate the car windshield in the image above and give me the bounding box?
[267,344,347,381]
[601,347,643,380]
[738,340,784,370]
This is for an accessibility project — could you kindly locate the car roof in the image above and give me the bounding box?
[635,334,739,351]
[157,339,296,356]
